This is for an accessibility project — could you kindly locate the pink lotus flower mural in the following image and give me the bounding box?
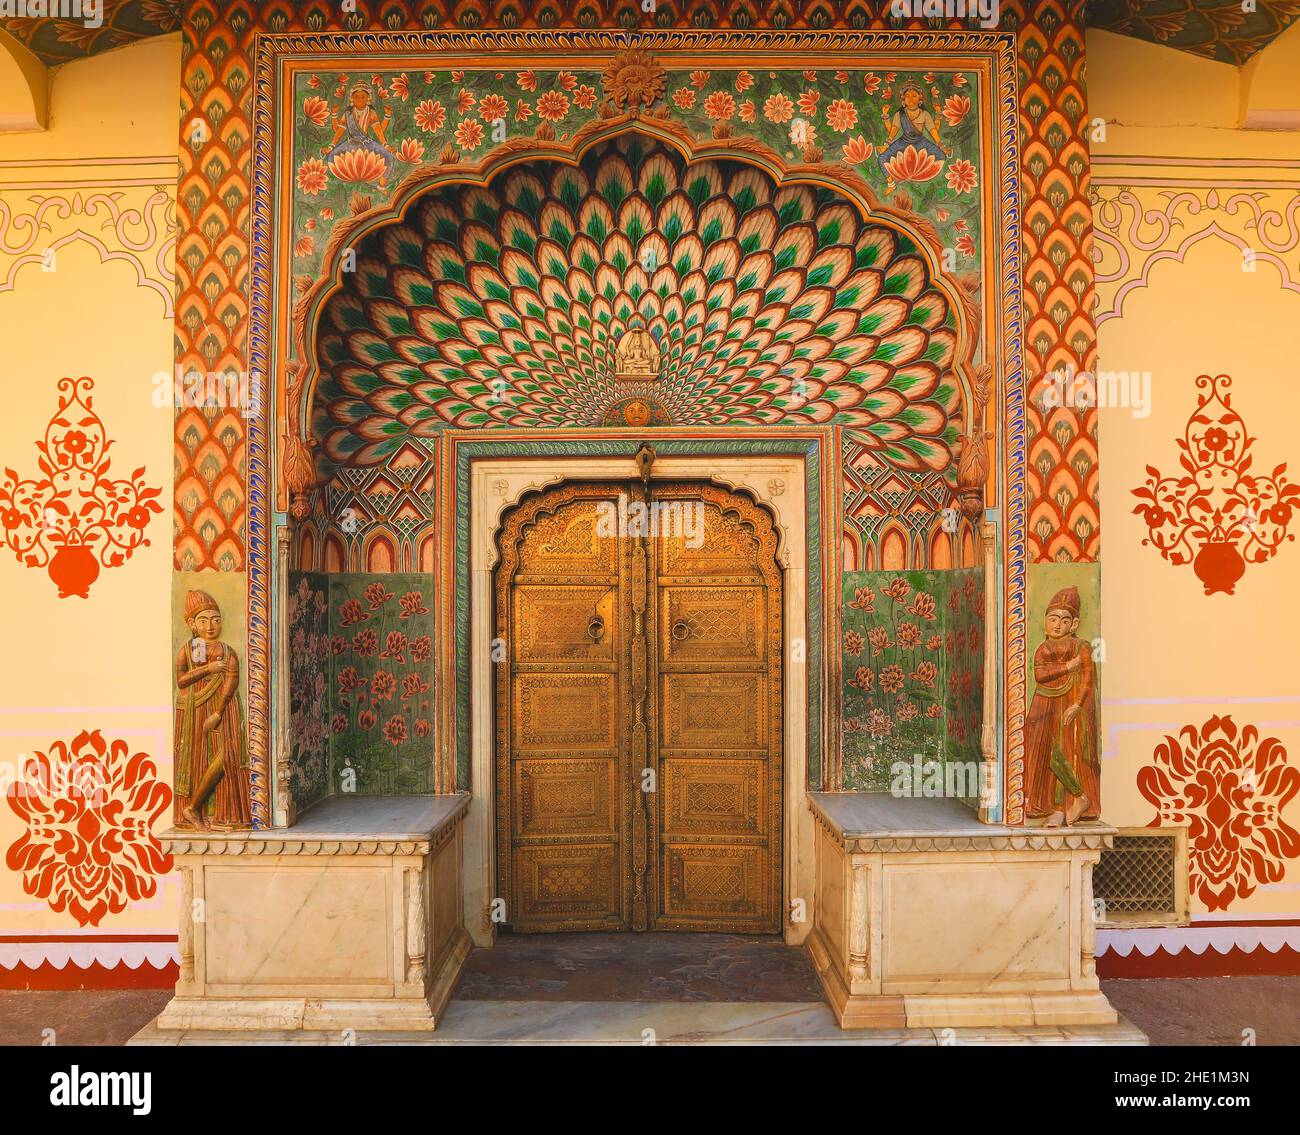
[395,137,425,163]
[945,158,977,194]
[842,570,985,791]
[302,95,330,126]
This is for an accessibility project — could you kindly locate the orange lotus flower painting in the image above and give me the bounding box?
[6,730,173,927]
[881,143,944,184]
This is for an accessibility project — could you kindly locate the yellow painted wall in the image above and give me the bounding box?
[3,24,1298,970]
[0,37,182,957]
[1090,28,1300,928]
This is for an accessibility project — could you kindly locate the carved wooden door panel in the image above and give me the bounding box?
[495,483,633,932]
[496,479,782,934]
[650,483,783,932]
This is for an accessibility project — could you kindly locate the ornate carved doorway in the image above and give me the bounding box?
[494,478,783,934]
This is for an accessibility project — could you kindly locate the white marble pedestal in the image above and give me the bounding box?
[142,794,470,1035]
[807,794,1126,1031]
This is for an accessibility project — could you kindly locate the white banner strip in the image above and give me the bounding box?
[0,941,179,970]
[1099,925,1300,957]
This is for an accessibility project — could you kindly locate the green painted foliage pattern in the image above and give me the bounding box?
[840,566,984,797]
[290,64,983,290]
[327,573,437,794]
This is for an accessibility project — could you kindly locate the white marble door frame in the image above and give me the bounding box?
[463,452,815,948]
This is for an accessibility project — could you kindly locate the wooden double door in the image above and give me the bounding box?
[495,479,783,933]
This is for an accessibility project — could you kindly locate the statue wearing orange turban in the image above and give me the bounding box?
[1023,585,1100,825]
[174,589,251,829]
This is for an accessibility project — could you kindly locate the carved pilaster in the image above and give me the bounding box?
[282,359,316,521]
[1081,858,1098,981]
[274,525,296,829]
[178,865,195,986]
[955,363,992,523]
[979,518,999,823]
[405,865,427,988]
[847,860,870,988]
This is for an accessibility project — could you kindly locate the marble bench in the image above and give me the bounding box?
[151,793,471,1033]
[805,792,1121,1030]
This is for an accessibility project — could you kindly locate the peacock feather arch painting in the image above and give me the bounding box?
[307,133,972,478]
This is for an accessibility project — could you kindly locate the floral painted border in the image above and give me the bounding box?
[248,29,1022,815]
[287,62,983,299]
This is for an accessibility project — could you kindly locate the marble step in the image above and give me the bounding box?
[130,999,1149,1045]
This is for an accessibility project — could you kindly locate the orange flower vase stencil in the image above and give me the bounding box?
[0,377,163,598]
[1132,374,1299,595]
[5,730,174,927]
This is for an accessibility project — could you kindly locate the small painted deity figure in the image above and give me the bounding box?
[174,589,251,830]
[878,79,952,193]
[322,83,397,190]
[1023,586,1100,826]
[615,317,661,380]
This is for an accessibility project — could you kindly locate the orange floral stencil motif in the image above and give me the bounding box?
[1132,375,1299,595]
[6,731,174,927]
[0,377,163,597]
[1139,715,1300,912]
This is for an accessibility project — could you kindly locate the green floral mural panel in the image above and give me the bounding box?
[289,65,983,304]
[327,573,436,794]
[291,67,608,281]
[659,66,982,260]
[287,570,331,812]
[841,567,984,798]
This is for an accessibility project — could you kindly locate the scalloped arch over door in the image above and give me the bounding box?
[313,134,965,473]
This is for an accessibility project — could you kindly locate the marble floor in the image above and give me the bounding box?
[452,931,825,1003]
[125,933,1147,1044]
[128,999,1149,1045]
[7,938,1300,1044]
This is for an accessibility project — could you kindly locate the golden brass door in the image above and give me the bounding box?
[495,479,782,934]
[650,482,783,931]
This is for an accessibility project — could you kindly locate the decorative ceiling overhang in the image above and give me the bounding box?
[1087,0,1300,66]
[2,0,179,65]
[5,0,1300,68]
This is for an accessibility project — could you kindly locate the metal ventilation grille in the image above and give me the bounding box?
[1094,830,1187,927]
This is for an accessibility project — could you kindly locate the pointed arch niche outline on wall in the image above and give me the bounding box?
[244,30,1025,826]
